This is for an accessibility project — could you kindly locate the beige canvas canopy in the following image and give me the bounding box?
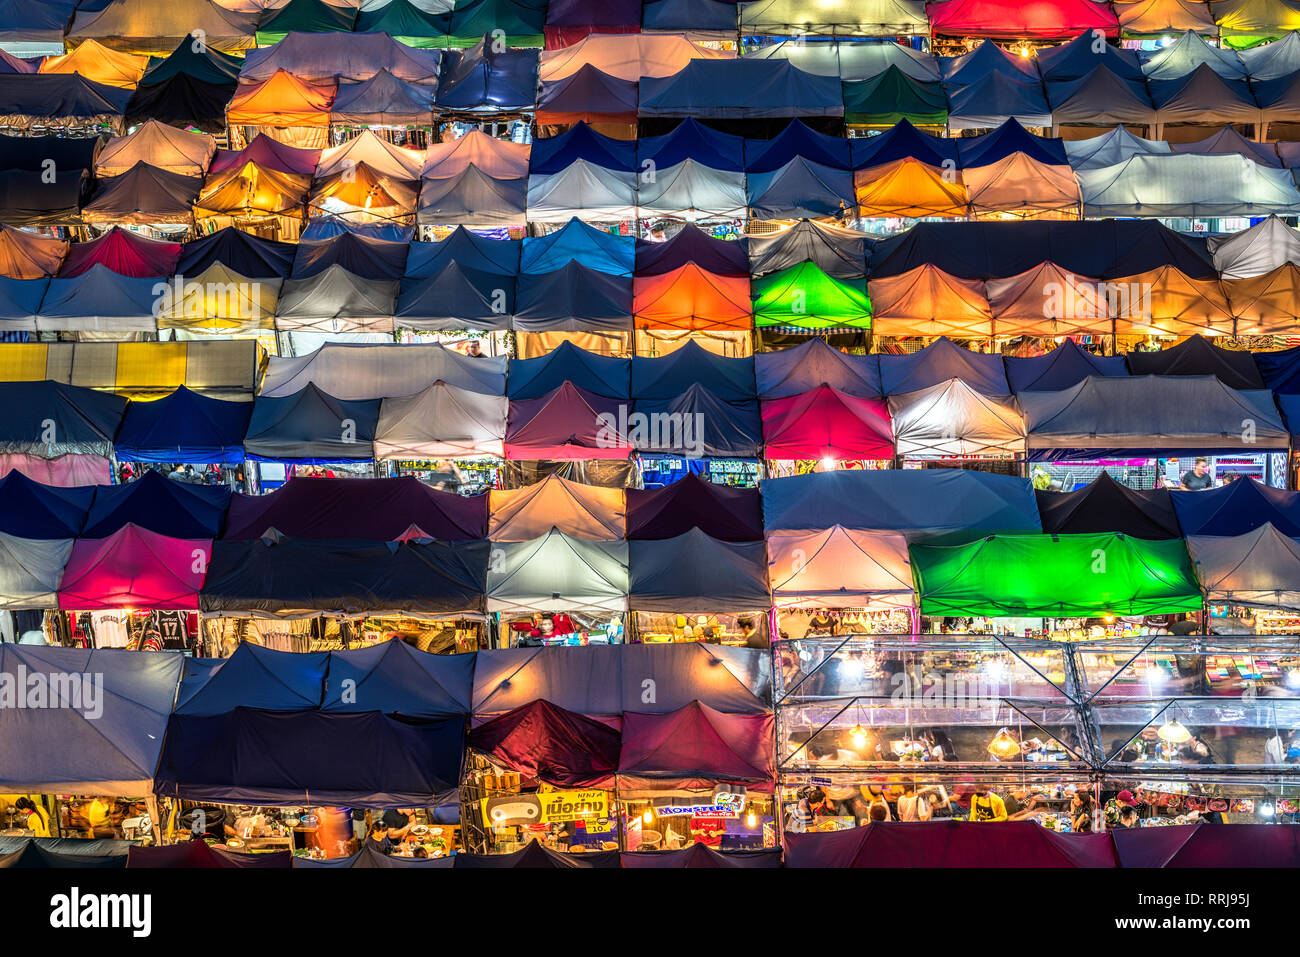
[1111,265,1233,337]
[488,474,626,542]
[888,378,1027,459]
[985,261,1110,337]
[95,120,216,178]
[767,526,915,610]
[538,33,733,83]
[1224,263,1300,335]
[317,131,424,180]
[868,263,992,337]
[422,129,531,180]
[964,153,1081,220]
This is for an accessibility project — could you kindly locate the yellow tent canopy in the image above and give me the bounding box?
[868,263,992,337]
[0,340,259,398]
[227,71,337,129]
[155,263,280,335]
[39,39,149,89]
[1224,262,1300,335]
[855,157,969,219]
[1113,265,1233,337]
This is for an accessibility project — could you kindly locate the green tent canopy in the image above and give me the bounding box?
[752,260,871,331]
[255,0,357,45]
[448,0,546,46]
[357,0,452,48]
[842,67,948,127]
[911,532,1202,619]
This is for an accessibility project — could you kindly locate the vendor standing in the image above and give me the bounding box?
[1179,457,1213,491]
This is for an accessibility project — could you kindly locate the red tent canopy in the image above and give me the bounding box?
[786,821,1119,867]
[619,701,775,792]
[466,699,621,789]
[760,386,894,461]
[1113,823,1300,868]
[58,524,210,610]
[56,227,182,278]
[928,0,1119,39]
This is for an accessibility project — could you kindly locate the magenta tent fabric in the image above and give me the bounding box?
[57,524,211,610]
[618,701,775,792]
[620,844,782,867]
[761,386,894,460]
[223,476,487,541]
[1112,824,1300,868]
[56,227,181,278]
[466,699,621,788]
[786,821,1120,867]
[625,473,763,542]
[505,381,633,460]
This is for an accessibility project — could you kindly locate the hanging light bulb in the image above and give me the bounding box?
[851,724,868,749]
[987,727,1020,760]
[1157,718,1192,744]
[1260,802,1276,818]
[746,810,757,828]
[642,808,654,824]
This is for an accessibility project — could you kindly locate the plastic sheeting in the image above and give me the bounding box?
[767,527,913,610]
[912,532,1201,618]
[58,524,211,611]
[488,474,625,541]
[628,529,770,613]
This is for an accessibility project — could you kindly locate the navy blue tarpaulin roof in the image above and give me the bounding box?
[175,644,327,713]
[537,65,638,124]
[176,226,294,279]
[849,118,959,168]
[513,262,632,333]
[630,340,757,402]
[199,536,488,617]
[1037,472,1181,539]
[529,121,636,174]
[1253,344,1300,395]
[506,340,631,399]
[0,837,131,869]
[0,380,127,457]
[435,37,539,112]
[762,468,1042,541]
[404,225,520,277]
[114,386,252,464]
[1171,479,1300,537]
[1005,340,1129,393]
[955,118,1069,167]
[868,220,1216,280]
[631,388,762,458]
[628,529,771,613]
[626,472,763,541]
[323,641,474,718]
[0,471,92,538]
[755,337,882,398]
[242,384,380,463]
[81,469,229,539]
[636,118,747,172]
[1036,29,1143,81]
[639,59,843,119]
[634,223,749,277]
[1125,334,1265,391]
[879,337,1010,396]
[745,119,853,172]
[396,262,513,331]
[291,233,410,281]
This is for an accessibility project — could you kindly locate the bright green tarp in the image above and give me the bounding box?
[751,260,871,331]
[842,66,948,127]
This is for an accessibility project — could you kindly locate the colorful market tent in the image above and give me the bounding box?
[761,468,1041,541]
[1038,29,1144,82]
[114,387,251,465]
[911,532,1201,618]
[1141,29,1246,79]
[879,336,1010,396]
[985,263,1112,338]
[226,70,336,146]
[743,218,868,280]
[448,0,547,46]
[633,265,751,331]
[177,227,292,279]
[0,225,67,280]
[68,0,257,55]
[329,70,436,127]
[507,340,630,400]
[946,72,1054,130]
[239,30,441,85]
[761,386,893,460]
[488,474,625,541]
[636,223,749,278]
[292,233,409,281]
[853,157,969,219]
[767,527,914,610]
[242,383,379,462]
[95,120,215,178]
[435,37,539,113]
[1168,126,1282,166]
[0,532,71,609]
[0,0,78,53]
[199,537,488,618]
[1208,215,1300,279]
[628,529,771,613]
[486,529,629,614]
[1242,26,1300,76]
[618,701,775,792]
[322,640,474,717]
[0,644,182,796]
[0,277,46,331]
[842,66,948,126]
[1171,477,1300,536]
[1253,342,1300,393]
[418,130,530,226]
[638,59,844,120]
[57,227,180,279]
[738,0,927,35]
[746,145,857,220]
[1078,153,1300,218]
[407,223,521,278]
[867,264,992,337]
[1213,0,1300,42]
[124,41,241,132]
[224,476,486,541]
[0,380,126,458]
[621,845,782,868]
[0,73,131,133]
[81,162,201,226]
[940,38,1041,84]
[260,342,506,400]
[520,217,635,276]
[752,261,871,331]
[1020,376,1288,458]
[513,262,632,334]
[374,381,507,460]
[0,471,93,539]
[81,470,229,539]
[527,124,638,222]
[632,385,762,458]
[39,38,148,88]
[888,378,1027,459]
[355,0,451,47]
[1036,472,1181,539]
[928,0,1119,38]
[274,266,398,335]
[634,119,748,220]
[1107,264,1233,337]
[536,64,638,128]
[538,33,734,83]
[641,0,739,36]
[755,337,881,398]
[505,381,632,460]
[1186,523,1300,608]
[1125,334,1264,390]
[626,473,762,542]
[1049,70,1159,131]
[0,837,132,869]
[1226,264,1300,334]
[1115,0,1217,36]
[630,340,756,402]
[1148,63,1262,132]
[57,524,210,610]
[786,821,1119,867]
[466,699,621,788]
[1005,340,1130,393]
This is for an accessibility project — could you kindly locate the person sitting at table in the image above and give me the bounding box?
[366,821,393,855]
[381,808,416,842]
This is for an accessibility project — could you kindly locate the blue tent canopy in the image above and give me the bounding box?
[177,226,294,279]
[629,528,771,613]
[1006,340,1129,393]
[946,72,1052,129]
[396,262,514,331]
[849,117,959,168]
[0,0,79,45]
[301,220,414,244]
[746,157,856,220]
[639,59,843,119]
[435,37,539,112]
[1278,393,1300,439]
[291,233,409,282]
[114,386,252,464]
[940,38,1041,85]
[507,340,631,399]
[519,218,635,276]
[529,121,636,175]
[1035,29,1142,82]
[199,536,488,617]
[636,118,746,172]
[879,337,1010,396]
[631,340,757,402]
[513,263,632,333]
[242,384,379,463]
[35,266,159,334]
[82,469,230,538]
[642,0,737,32]
[955,118,1069,168]
[632,387,762,458]
[1171,479,1300,537]
[745,119,854,172]
[0,380,127,457]
[0,470,93,538]
[0,644,182,795]
[0,837,132,869]
[0,277,47,330]
[175,643,328,714]
[1254,344,1300,395]
[154,707,465,807]
[755,337,882,398]
[762,468,1042,542]
[405,226,520,278]
[323,640,474,717]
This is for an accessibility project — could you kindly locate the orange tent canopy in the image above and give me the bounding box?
[633,264,752,332]
[0,226,68,280]
[228,71,337,129]
[855,158,969,219]
[1224,263,1300,335]
[986,261,1110,336]
[1112,266,1233,337]
[964,153,1082,220]
[196,161,312,219]
[868,263,992,337]
[40,39,149,89]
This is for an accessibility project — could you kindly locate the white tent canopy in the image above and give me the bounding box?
[1208,215,1300,280]
[1063,126,1171,171]
[1187,523,1300,610]
[260,342,507,399]
[767,526,914,610]
[1077,153,1300,218]
[374,380,508,460]
[887,377,1027,459]
[0,533,71,610]
[488,474,625,542]
[486,529,629,614]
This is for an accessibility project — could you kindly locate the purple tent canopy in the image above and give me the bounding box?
[626,473,762,541]
[634,223,749,277]
[223,476,487,540]
[505,381,633,460]
[619,701,775,791]
[467,699,621,788]
[126,841,292,868]
[620,844,781,868]
[454,841,620,868]
[1112,824,1300,868]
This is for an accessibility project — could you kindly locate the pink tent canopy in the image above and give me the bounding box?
[1113,823,1300,868]
[786,820,1119,867]
[760,386,894,460]
[619,701,775,792]
[928,0,1119,38]
[0,454,110,487]
[56,227,181,279]
[58,523,210,610]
